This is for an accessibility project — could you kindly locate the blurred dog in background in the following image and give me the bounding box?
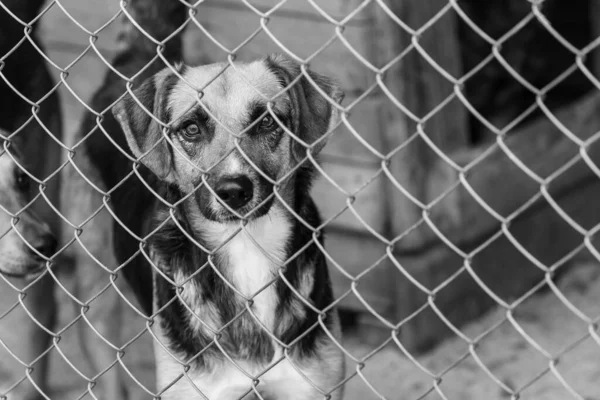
[0,143,57,400]
[0,0,62,399]
[0,144,56,279]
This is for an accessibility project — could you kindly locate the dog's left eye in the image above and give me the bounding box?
[181,123,201,140]
[15,171,30,192]
[259,115,278,131]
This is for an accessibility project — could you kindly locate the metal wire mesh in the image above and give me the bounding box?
[1,0,600,399]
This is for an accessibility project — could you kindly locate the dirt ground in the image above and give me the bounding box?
[42,260,600,400]
[340,260,600,400]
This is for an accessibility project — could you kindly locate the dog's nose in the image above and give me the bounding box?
[215,176,254,210]
[32,233,57,258]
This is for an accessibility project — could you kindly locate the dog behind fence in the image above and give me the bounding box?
[0,0,600,399]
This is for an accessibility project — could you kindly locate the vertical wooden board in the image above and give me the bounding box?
[382,132,466,247]
[373,0,469,245]
[44,48,110,139]
[326,230,394,317]
[370,1,471,329]
[313,161,385,234]
[321,95,387,163]
[314,94,388,233]
[38,0,121,52]
[399,2,466,137]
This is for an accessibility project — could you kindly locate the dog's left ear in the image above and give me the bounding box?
[112,68,177,182]
[265,54,344,161]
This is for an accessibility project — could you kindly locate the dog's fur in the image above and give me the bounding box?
[0,1,62,399]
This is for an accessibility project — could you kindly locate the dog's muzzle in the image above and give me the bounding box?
[215,175,254,210]
[196,164,274,221]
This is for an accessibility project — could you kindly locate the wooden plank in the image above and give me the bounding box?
[372,0,469,245]
[184,4,374,92]
[395,176,600,352]
[220,0,372,22]
[398,91,600,252]
[39,0,374,92]
[41,0,372,29]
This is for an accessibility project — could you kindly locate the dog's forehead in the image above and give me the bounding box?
[168,61,287,124]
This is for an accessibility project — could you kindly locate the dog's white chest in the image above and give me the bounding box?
[203,209,291,331]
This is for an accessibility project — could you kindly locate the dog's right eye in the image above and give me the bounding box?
[180,123,201,140]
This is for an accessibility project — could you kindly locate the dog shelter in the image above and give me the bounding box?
[1,0,600,398]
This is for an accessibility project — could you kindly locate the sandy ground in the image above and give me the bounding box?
[40,260,600,400]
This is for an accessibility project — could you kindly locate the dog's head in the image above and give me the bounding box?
[113,54,343,222]
[0,144,56,278]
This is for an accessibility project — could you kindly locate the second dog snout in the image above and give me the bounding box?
[215,176,254,209]
[32,233,57,258]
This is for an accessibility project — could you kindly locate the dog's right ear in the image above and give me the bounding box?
[112,69,178,182]
[264,54,344,162]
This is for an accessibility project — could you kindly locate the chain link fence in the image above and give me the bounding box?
[1,0,600,399]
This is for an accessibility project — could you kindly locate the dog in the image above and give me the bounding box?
[0,143,57,400]
[95,54,346,399]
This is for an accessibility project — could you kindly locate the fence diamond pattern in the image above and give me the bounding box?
[0,0,598,399]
